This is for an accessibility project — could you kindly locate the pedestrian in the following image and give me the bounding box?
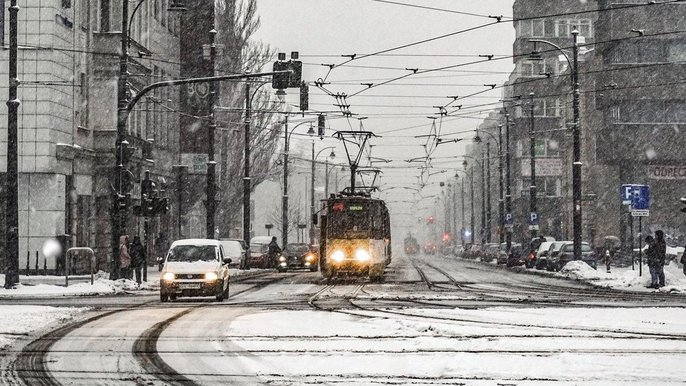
[680,246,686,276]
[655,230,667,287]
[645,236,659,289]
[119,235,132,280]
[267,236,282,269]
[130,236,146,285]
[155,232,170,271]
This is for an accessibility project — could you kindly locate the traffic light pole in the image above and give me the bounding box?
[529,92,538,240]
[111,70,287,279]
[206,29,218,239]
[4,0,20,288]
[242,81,251,268]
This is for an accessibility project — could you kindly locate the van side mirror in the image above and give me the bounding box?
[312,214,318,225]
[223,257,232,264]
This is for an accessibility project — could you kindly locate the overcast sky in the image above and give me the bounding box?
[254,0,516,226]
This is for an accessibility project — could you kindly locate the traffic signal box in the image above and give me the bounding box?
[272,60,303,90]
[133,172,169,217]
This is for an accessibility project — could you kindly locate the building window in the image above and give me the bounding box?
[62,0,71,8]
[99,0,110,32]
[154,0,159,20]
[555,19,593,38]
[79,73,88,127]
[520,60,548,77]
[518,19,545,38]
[79,0,89,30]
[161,0,167,26]
[613,100,686,124]
[520,177,561,197]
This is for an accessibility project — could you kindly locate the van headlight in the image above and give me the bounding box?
[331,250,345,263]
[355,249,371,262]
[204,272,219,281]
[305,253,315,262]
[162,272,176,282]
[279,255,287,262]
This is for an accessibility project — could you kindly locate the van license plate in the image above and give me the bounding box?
[179,284,200,290]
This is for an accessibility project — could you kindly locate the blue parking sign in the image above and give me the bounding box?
[631,185,650,211]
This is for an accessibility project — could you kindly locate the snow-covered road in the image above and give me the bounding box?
[3,253,685,385]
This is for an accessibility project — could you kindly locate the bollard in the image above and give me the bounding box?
[25,251,30,274]
[43,256,47,276]
[35,251,39,275]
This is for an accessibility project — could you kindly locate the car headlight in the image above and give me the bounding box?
[279,255,287,262]
[204,272,219,281]
[305,253,315,262]
[355,249,371,262]
[162,272,176,282]
[331,250,345,263]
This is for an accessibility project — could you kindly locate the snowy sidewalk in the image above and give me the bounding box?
[0,266,268,298]
[557,260,686,293]
[0,305,86,350]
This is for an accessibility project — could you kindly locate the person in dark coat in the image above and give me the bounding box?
[130,236,146,285]
[655,230,667,287]
[267,236,282,269]
[645,235,659,289]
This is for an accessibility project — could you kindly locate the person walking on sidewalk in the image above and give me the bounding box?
[645,235,659,289]
[655,230,667,287]
[119,235,132,280]
[130,236,146,285]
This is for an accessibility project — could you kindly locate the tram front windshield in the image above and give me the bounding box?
[328,202,371,239]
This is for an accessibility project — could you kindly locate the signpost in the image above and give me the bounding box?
[529,212,539,231]
[622,184,650,276]
[504,212,513,233]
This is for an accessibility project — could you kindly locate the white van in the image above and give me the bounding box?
[160,239,231,302]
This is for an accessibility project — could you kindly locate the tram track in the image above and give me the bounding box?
[9,271,283,386]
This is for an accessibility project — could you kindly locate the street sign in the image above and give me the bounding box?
[620,184,635,205]
[529,212,539,231]
[631,185,650,210]
[631,210,649,217]
[505,213,513,226]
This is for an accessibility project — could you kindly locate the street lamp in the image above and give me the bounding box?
[529,28,584,261]
[282,119,316,249]
[243,79,274,269]
[528,92,538,240]
[311,144,336,245]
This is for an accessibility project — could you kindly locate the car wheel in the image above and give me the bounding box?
[216,284,225,302]
[169,294,177,301]
[309,264,318,272]
[223,281,230,299]
[160,293,168,302]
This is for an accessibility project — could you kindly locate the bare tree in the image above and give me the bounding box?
[214,0,280,237]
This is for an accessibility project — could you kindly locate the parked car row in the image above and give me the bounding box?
[447,237,599,272]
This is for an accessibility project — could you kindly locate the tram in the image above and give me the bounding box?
[403,235,419,255]
[318,193,391,282]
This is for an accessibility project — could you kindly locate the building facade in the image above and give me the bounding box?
[0,0,182,271]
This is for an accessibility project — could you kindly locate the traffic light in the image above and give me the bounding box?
[299,81,309,111]
[287,60,303,88]
[427,216,434,224]
[681,197,686,213]
[154,197,169,215]
[272,61,290,89]
[114,193,130,210]
[317,114,326,138]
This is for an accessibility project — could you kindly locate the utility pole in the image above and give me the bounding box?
[4,0,20,288]
[461,178,465,246]
[310,142,315,246]
[572,29,583,261]
[486,142,492,243]
[481,151,486,244]
[282,116,290,249]
[497,124,504,245]
[505,112,513,251]
[205,29,218,239]
[242,80,251,265]
[469,165,475,244]
[529,92,538,240]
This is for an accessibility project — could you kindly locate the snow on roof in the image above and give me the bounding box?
[170,239,222,247]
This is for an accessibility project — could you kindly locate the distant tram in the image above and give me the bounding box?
[404,235,419,255]
[319,195,391,282]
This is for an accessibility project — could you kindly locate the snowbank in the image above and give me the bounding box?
[0,305,85,349]
[558,260,686,292]
[0,278,152,298]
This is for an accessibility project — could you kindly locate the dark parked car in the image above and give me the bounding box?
[506,245,526,267]
[482,243,499,262]
[545,241,569,271]
[497,243,521,265]
[549,242,597,271]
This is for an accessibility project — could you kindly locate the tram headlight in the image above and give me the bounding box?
[355,249,371,262]
[162,272,176,282]
[278,255,287,262]
[331,250,345,263]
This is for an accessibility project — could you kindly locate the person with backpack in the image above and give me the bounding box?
[130,236,146,285]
